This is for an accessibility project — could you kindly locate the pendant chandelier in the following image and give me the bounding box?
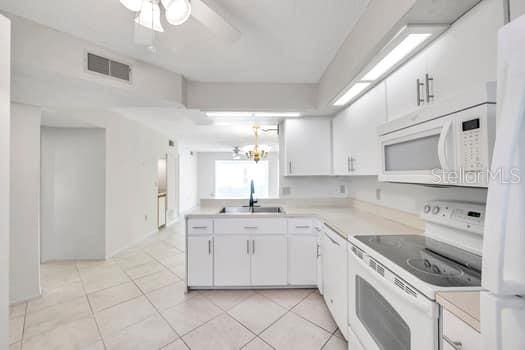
[242,126,270,163]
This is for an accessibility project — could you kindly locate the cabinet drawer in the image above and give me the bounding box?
[187,219,213,235]
[288,218,314,234]
[214,218,287,235]
[442,309,480,350]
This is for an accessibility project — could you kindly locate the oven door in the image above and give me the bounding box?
[348,245,439,350]
[379,115,457,185]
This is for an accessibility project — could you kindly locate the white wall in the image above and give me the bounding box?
[179,146,199,213]
[0,14,10,350]
[10,104,41,303]
[197,152,280,199]
[40,127,106,261]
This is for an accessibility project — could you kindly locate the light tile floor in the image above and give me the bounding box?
[9,222,347,350]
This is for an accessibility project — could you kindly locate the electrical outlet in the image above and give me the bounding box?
[376,188,381,201]
[144,214,148,221]
[339,185,346,194]
[282,187,291,196]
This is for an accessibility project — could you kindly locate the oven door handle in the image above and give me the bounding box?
[438,120,453,171]
[350,250,435,316]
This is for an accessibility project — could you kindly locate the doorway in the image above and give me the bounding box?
[157,155,168,229]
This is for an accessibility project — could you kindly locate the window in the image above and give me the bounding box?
[215,160,269,199]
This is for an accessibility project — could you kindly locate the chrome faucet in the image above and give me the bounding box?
[249,180,257,210]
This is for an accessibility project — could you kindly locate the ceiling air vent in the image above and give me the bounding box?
[87,53,131,82]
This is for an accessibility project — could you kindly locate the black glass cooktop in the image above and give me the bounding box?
[354,235,482,287]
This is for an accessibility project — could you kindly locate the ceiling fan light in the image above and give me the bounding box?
[135,1,164,32]
[165,0,192,26]
[120,0,144,12]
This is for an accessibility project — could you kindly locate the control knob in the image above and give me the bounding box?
[432,206,440,215]
[423,204,431,213]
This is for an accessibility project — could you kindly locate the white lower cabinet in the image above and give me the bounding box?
[214,236,251,286]
[288,236,318,285]
[251,236,287,286]
[187,236,213,286]
[442,309,480,350]
[322,227,348,339]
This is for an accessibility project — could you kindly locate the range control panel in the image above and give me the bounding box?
[461,118,483,171]
[422,200,485,235]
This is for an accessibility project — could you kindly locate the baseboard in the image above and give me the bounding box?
[10,287,42,305]
[106,228,159,259]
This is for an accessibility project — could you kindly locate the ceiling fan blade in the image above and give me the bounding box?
[191,0,241,43]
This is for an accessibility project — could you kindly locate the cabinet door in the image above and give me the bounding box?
[284,118,332,176]
[158,196,166,228]
[251,236,287,286]
[333,83,387,175]
[214,236,251,286]
[288,236,317,285]
[385,52,428,120]
[425,0,501,106]
[322,230,348,338]
[187,236,213,286]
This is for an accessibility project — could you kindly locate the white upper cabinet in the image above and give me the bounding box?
[283,118,332,176]
[385,50,429,120]
[386,0,501,121]
[332,83,387,175]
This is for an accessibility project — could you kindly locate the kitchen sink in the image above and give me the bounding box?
[219,206,285,214]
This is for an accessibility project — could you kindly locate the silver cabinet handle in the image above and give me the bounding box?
[246,240,250,254]
[347,156,351,172]
[349,156,356,172]
[295,225,310,229]
[288,161,292,174]
[208,239,211,255]
[443,336,462,350]
[316,243,320,258]
[192,226,208,229]
[425,73,434,102]
[417,78,424,106]
[244,226,258,229]
[252,240,255,254]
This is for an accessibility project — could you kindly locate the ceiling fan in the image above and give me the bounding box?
[119,0,241,49]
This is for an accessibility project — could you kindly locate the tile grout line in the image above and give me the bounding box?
[121,262,191,350]
[18,301,29,349]
[75,263,108,350]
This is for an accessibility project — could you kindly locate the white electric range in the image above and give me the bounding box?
[347,200,485,350]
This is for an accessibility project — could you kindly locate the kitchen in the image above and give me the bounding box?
[1,0,525,349]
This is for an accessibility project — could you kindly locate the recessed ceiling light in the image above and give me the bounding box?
[362,33,431,81]
[333,83,371,106]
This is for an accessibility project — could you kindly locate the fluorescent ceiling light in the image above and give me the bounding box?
[206,111,301,118]
[333,82,371,106]
[362,33,431,81]
[254,112,301,118]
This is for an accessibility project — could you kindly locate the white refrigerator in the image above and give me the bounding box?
[481,13,525,350]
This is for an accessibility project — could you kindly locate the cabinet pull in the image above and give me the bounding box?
[192,226,208,229]
[208,239,211,255]
[349,156,356,172]
[252,240,255,254]
[295,225,310,229]
[443,336,462,350]
[425,73,434,102]
[316,244,320,258]
[288,161,292,174]
[244,226,258,230]
[246,240,250,254]
[416,78,424,106]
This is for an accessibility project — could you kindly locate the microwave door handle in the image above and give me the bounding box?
[438,120,453,171]
[483,71,525,293]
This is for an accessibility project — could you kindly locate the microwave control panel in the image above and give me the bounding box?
[461,117,483,171]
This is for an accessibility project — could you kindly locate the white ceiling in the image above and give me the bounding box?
[0,0,369,83]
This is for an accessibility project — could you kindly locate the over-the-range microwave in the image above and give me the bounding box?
[377,83,496,187]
